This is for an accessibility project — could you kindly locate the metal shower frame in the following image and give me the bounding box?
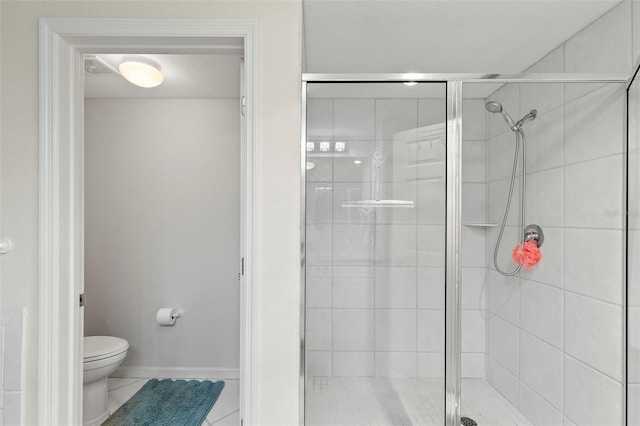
[299,73,629,426]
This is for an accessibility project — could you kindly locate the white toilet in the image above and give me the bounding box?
[83,336,129,426]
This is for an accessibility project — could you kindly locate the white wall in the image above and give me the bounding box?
[484,4,629,423]
[0,2,301,425]
[84,98,240,374]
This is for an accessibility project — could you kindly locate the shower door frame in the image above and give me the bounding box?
[300,73,629,426]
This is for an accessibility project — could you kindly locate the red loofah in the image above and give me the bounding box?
[512,240,542,269]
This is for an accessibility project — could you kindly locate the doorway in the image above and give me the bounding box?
[39,19,258,426]
[83,52,242,424]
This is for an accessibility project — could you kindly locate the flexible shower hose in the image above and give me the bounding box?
[493,129,526,276]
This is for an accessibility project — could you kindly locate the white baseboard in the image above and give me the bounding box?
[113,366,239,380]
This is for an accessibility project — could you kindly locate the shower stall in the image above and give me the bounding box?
[301,73,636,425]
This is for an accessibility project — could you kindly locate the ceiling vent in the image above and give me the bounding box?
[84,55,117,75]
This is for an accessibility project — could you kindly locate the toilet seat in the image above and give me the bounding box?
[84,336,129,363]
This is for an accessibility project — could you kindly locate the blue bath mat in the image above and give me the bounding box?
[102,379,225,426]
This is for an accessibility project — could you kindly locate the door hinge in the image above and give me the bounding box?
[241,96,247,117]
[241,257,245,276]
[79,293,85,307]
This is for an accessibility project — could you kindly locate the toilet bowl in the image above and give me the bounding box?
[83,336,129,426]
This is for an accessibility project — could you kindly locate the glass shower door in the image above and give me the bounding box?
[303,82,447,425]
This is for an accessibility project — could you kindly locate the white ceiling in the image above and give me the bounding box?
[84,2,622,100]
[303,0,622,75]
[84,54,242,99]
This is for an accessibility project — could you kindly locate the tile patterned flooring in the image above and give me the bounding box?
[107,378,239,425]
[305,377,532,426]
[108,377,530,425]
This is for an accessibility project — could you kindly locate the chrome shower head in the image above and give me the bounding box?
[517,109,537,127]
[485,101,503,113]
[486,101,517,130]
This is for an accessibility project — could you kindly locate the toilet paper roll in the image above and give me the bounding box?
[156,308,177,326]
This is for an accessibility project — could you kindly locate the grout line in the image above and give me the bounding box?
[209,409,240,425]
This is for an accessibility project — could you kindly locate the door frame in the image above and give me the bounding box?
[39,18,258,425]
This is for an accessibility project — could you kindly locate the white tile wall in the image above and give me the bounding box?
[462,183,487,224]
[461,311,485,353]
[564,356,622,426]
[418,352,444,378]
[519,332,563,410]
[462,141,487,183]
[461,268,486,310]
[564,293,622,381]
[461,353,485,379]
[417,310,445,353]
[417,182,445,225]
[462,99,487,140]
[564,85,625,165]
[375,310,417,351]
[488,315,519,376]
[333,309,374,351]
[460,227,485,268]
[332,352,374,377]
[519,280,563,349]
[630,307,640,383]
[525,168,563,227]
[564,228,623,304]
[518,382,563,426]
[489,180,520,226]
[564,155,624,229]
[483,4,630,425]
[485,18,627,421]
[306,351,331,377]
[418,225,446,267]
[334,99,375,140]
[333,224,375,265]
[489,131,519,182]
[375,225,418,266]
[488,270,519,324]
[374,267,416,309]
[1,307,25,426]
[630,383,640,426]
[375,99,418,140]
[306,309,332,351]
[487,357,519,407]
[375,352,417,378]
[417,267,445,309]
[524,106,564,173]
[307,99,333,140]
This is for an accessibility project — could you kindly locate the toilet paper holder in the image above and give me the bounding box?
[156,308,184,326]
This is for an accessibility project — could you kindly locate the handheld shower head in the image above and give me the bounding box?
[485,101,503,113]
[485,101,517,130]
[515,109,537,129]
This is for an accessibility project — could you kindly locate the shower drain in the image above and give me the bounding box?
[461,417,478,426]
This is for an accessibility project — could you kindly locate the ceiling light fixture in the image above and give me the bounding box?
[118,56,164,88]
